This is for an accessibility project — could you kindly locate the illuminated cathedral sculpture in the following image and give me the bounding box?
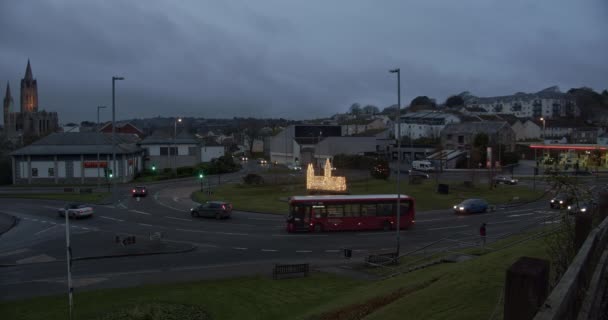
[306,159,347,192]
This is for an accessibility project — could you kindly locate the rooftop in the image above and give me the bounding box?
[10,132,142,156]
[442,121,510,135]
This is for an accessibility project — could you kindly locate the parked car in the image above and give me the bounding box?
[453,199,489,214]
[58,203,94,218]
[408,170,430,179]
[131,186,147,197]
[191,201,233,219]
[550,193,574,209]
[257,158,268,165]
[493,176,518,185]
[567,200,597,214]
[412,160,435,172]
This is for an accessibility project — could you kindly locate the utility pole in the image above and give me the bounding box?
[389,68,401,256]
[111,76,124,201]
[64,207,73,320]
[96,105,106,188]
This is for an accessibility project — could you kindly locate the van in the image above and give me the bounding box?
[412,160,435,172]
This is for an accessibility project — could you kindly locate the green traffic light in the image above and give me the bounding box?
[152,165,156,171]
[199,173,204,179]
[109,173,113,178]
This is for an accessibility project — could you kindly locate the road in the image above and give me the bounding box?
[0,162,604,301]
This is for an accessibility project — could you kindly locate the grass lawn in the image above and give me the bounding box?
[1,231,550,320]
[193,179,543,214]
[0,193,111,204]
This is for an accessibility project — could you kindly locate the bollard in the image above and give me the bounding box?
[574,214,593,252]
[132,236,136,244]
[504,257,550,320]
[344,248,352,259]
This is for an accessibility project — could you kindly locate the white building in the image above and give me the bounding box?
[10,132,144,184]
[395,111,460,139]
[201,141,225,162]
[268,125,342,165]
[463,86,579,119]
[511,119,542,141]
[139,131,201,170]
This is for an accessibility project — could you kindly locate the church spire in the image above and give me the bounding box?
[4,82,11,100]
[25,59,33,80]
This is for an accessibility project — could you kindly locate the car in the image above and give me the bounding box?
[408,170,430,179]
[131,186,147,197]
[191,201,233,219]
[240,156,248,161]
[493,176,518,185]
[257,158,268,165]
[567,200,597,214]
[288,164,302,171]
[453,198,489,214]
[550,193,575,209]
[58,203,94,218]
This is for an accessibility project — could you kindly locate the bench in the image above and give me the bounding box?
[365,252,399,266]
[272,263,310,279]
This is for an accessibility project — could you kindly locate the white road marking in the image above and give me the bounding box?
[172,196,179,203]
[165,216,192,222]
[295,250,312,253]
[543,220,562,224]
[427,225,469,231]
[0,248,29,257]
[100,216,124,222]
[245,217,282,221]
[131,210,151,215]
[138,223,153,227]
[416,218,451,223]
[16,254,56,264]
[325,249,340,253]
[34,225,58,236]
[232,247,248,250]
[508,212,536,218]
[261,249,278,252]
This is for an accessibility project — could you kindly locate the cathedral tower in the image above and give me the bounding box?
[20,59,38,113]
[3,82,12,128]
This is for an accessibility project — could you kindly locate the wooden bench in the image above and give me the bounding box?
[365,252,399,266]
[272,263,310,279]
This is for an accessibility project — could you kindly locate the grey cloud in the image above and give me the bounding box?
[0,0,606,123]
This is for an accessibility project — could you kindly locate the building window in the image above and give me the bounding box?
[458,135,464,144]
[32,168,38,177]
[447,134,453,140]
[160,147,168,155]
[188,147,197,156]
[48,168,54,177]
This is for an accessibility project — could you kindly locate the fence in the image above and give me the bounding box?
[533,215,608,320]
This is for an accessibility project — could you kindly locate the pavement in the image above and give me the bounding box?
[0,212,17,236]
[0,160,606,301]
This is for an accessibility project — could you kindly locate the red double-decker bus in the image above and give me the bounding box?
[286,194,415,233]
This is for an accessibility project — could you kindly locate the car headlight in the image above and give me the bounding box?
[551,200,555,203]
[453,205,457,209]
[581,208,587,212]
[511,180,516,183]
[567,206,571,210]
[459,207,465,211]
[559,200,564,204]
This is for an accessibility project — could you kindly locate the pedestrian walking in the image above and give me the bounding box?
[479,223,487,248]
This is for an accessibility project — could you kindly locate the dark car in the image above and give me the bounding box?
[453,198,489,214]
[550,193,574,209]
[132,186,147,197]
[493,176,518,185]
[408,170,430,179]
[567,200,597,214]
[191,201,233,219]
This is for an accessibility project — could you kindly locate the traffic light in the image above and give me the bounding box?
[199,173,204,179]
[151,164,156,172]
[108,169,113,179]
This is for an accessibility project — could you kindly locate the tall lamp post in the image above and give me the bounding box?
[111,76,124,199]
[389,68,401,256]
[540,117,546,163]
[96,105,107,188]
[173,118,182,175]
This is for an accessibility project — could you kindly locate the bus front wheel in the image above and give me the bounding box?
[313,224,323,233]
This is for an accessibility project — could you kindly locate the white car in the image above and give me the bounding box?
[288,164,302,171]
[58,203,94,218]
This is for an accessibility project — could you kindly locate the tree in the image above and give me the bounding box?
[410,96,436,108]
[473,133,489,166]
[445,95,465,108]
[381,104,398,115]
[349,103,362,115]
[362,105,380,115]
[238,118,264,154]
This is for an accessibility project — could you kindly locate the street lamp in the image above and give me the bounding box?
[111,76,124,199]
[173,117,182,175]
[96,105,107,188]
[64,206,73,320]
[540,117,546,140]
[389,68,402,256]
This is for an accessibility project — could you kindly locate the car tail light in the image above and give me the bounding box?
[142,189,146,193]
[132,189,136,193]
[222,205,226,210]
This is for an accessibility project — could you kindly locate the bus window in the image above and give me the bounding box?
[377,203,393,216]
[291,205,310,222]
[344,204,360,217]
[399,200,411,216]
[326,205,344,217]
[361,204,377,216]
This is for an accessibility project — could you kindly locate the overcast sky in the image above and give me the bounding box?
[1,0,607,123]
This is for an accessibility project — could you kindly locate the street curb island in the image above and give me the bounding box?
[0,243,196,268]
[0,212,18,237]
